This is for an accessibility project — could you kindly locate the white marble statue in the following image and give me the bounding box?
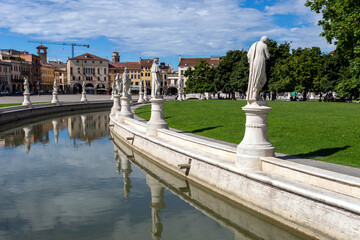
[151,58,162,99]
[53,79,58,93]
[139,80,144,93]
[82,80,86,93]
[115,73,122,95]
[122,68,130,97]
[23,77,29,94]
[246,36,270,102]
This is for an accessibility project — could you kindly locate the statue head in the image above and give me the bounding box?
[124,67,128,73]
[153,58,159,64]
[260,36,269,43]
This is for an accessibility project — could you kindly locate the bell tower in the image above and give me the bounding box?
[36,45,48,63]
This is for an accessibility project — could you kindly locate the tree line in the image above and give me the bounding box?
[185,0,360,101]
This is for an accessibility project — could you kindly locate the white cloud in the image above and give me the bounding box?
[0,0,334,56]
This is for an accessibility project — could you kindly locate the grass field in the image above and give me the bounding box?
[135,100,360,168]
[0,102,50,108]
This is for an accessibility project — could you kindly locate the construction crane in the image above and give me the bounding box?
[28,40,90,58]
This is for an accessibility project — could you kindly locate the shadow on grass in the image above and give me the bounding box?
[191,125,223,133]
[281,146,350,159]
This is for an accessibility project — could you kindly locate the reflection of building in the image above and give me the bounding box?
[67,53,109,94]
[67,112,109,143]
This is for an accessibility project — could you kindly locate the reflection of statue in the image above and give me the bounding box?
[122,68,130,97]
[23,77,29,94]
[246,36,270,102]
[146,175,165,240]
[151,58,162,99]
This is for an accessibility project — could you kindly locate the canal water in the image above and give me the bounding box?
[0,111,314,240]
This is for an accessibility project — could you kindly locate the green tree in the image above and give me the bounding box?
[306,0,360,100]
[275,47,324,100]
[214,50,245,98]
[184,59,215,94]
[266,40,292,94]
[229,51,249,94]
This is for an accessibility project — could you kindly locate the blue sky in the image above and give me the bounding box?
[0,0,334,70]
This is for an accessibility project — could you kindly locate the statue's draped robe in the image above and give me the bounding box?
[151,63,162,98]
[122,71,130,96]
[246,41,270,101]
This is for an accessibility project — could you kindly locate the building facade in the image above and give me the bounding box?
[67,53,109,94]
[49,61,67,93]
[178,55,222,87]
[0,61,11,93]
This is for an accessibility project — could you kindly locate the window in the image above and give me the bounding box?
[180,70,184,75]
[104,77,106,81]
[78,67,80,74]
[78,76,81,81]
[77,60,79,63]
[98,68,100,74]
[164,75,167,79]
[141,72,143,77]
[100,61,102,64]
[84,60,87,63]
[131,75,133,79]
[98,77,100,81]
[104,68,106,74]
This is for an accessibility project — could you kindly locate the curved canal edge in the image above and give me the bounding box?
[0,101,114,126]
[109,113,360,240]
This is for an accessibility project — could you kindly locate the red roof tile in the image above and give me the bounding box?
[70,53,108,61]
[140,58,154,68]
[179,57,222,67]
[109,61,140,70]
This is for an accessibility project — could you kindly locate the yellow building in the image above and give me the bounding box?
[140,58,154,94]
[109,61,141,93]
[40,64,54,92]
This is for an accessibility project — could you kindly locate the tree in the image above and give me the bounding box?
[306,0,360,99]
[184,59,215,94]
[274,47,324,100]
[305,0,360,59]
[214,50,245,98]
[266,40,291,94]
[229,51,249,94]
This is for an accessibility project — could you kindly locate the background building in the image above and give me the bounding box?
[178,55,222,86]
[0,61,11,93]
[67,53,109,94]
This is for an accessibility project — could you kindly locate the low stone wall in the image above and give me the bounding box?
[110,114,360,240]
[111,135,315,240]
[0,101,112,126]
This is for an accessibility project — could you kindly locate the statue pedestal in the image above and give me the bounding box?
[22,93,32,107]
[118,95,133,122]
[234,101,274,170]
[146,98,169,136]
[111,94,121,115]
[81,92,88,103]
[51,93,60,105]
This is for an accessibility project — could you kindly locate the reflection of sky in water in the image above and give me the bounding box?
[0,112,234,240]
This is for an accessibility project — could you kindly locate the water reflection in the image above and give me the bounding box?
[0,112,109,153]
[111,131,316,240]
[0,111,315,240]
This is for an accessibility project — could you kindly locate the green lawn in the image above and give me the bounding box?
[135,100,360,168]
[0,102,50,108]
